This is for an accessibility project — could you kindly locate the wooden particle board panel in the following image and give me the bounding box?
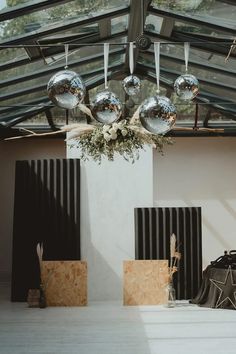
[41,261,87,306]
[123,260,169,305]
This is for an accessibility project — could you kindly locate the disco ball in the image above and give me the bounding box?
[47,70,86,109]
[174,74,199,101]
[122,75,141,96]
[139,96,177,135]
[91,90,122,124]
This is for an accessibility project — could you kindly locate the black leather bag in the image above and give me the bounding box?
[210,250,236,269]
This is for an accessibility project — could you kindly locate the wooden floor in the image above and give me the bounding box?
[1,283,236,354]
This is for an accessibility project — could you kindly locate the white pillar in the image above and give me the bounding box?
[67,146,153,301]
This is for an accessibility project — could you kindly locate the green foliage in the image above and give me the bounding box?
[6,0,28,6]
[152,0,216,12]
[70,120,173,164]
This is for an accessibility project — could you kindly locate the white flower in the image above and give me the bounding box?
[112,122,119,131]
[103,125,110,132]
[121,129,128,136]
[118,121,126,129]
[109,128,117,135]
[111,133,117,140]
[104,133,111,142]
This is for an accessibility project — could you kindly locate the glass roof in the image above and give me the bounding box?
[151,0,236,29]
[0,0,236,136]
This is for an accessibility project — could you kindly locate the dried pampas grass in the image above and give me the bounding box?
[169,233,181,281]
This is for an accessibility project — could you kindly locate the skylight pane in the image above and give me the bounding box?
[0,47,28,65]
[145,14,163,34]
[111,14,128,35]
[0,0,130,41]
[151,0,236,29]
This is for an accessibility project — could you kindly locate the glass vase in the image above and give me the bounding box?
[166,281,176,308]
[39,283,46,308]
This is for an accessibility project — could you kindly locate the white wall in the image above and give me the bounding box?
[154,137,236,268]
[68,147,153,301]
[2,136,234,297]
[0,139,65,282]
[68,137,236,300]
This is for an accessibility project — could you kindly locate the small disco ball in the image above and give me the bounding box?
[122,75,141,96]
[91,90,122,124]
[47,70,86,109]
[139,96,177,135]
[174,74,199,101]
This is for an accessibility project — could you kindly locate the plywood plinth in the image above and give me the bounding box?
[123,260,169,305]
[41,261,87,306]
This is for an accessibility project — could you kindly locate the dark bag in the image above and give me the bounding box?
[191,250,236,309]
[210,250,236,269]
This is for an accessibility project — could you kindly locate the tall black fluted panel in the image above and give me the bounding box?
[134,207,202,300]
[11,159,80,301]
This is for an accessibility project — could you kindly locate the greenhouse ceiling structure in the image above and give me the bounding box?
[0,0,236,138]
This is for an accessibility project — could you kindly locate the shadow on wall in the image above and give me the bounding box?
[11,159,80,301]
[0,139,66,283]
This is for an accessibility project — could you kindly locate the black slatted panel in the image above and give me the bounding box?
[134,207,202,300]
[11,159,80,301]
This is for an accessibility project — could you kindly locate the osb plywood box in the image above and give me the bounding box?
[123,260,169,305]
[41,261,87,306]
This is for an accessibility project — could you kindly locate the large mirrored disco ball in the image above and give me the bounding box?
[47,70,86,109]
[139,96,177,135]
[174,74,199,101]
[122,75,141,96]
[91,90,122,124]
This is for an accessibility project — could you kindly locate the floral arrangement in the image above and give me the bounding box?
[6,104,173,163]
[67,118,173,164]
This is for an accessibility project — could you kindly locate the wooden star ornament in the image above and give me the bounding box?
[210,266,236,309]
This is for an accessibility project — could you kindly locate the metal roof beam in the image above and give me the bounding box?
[124,0,150,73]
[98,18,111,39]
[216,0,236,5]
